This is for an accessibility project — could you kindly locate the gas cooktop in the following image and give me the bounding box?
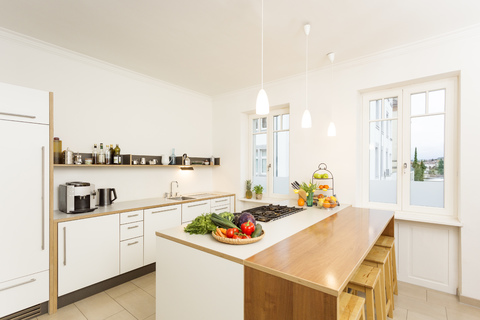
[244,204,304,222]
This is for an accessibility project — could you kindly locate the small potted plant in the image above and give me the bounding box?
[245,180,253,199]
[253,184,264,200]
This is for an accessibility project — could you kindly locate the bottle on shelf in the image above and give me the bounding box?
[98,143,106,164]
[170,148,176,165]
[92,144,98,164]
[113,144,121,164]
[53,137,62,164]
[109,144,114,164]
[105,144,112,164]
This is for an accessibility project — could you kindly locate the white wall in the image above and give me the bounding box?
[212,26,480,300]
[0,30,215,209]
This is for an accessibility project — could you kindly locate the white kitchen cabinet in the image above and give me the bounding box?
[182,200,211,223]
[120,211,144,273]
[144,205,181,265]
[210,196,231,214]
[58,214,119,296]
[0,83,50,318]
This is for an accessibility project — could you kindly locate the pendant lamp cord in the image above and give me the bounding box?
[305,27,308,110]
[261,0,264,89]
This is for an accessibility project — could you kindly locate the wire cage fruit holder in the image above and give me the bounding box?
[311,163,339,208]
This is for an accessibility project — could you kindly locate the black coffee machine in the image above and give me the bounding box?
[59,182,97,213]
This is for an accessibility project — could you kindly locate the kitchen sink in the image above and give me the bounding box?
[167,196,195,201]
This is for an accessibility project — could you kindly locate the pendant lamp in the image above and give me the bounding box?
[327,52,337,136]
[256,0,269,115]
[301,24,312,128]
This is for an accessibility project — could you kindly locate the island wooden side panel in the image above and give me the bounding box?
[245,266,337,320]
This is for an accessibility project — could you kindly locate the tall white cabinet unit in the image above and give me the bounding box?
[0,82,51,317]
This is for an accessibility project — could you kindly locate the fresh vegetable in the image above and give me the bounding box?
[210,213,238,229]
[184,214,217,235]
[251,223,263,238]
[232,234,241,239]
[219,212,234,222]
[215,228,227,238]
[236,212,256,228]
[226,228,240,238]
[241,221,255,236]
[241,235,251,239]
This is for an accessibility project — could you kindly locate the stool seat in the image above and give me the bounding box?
[339,292,366,320]
[347,264,386,320]
[365,246,389,264]
[375,236,398,295]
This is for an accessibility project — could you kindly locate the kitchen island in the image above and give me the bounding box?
[156,204,394,320]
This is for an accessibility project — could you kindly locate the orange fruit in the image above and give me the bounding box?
[330,202,337,208]
[324,185,329,189]
[298,198,305,206]
[323,202,331,208]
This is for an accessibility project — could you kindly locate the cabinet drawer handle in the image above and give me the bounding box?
[152,207,177,214]
[215,206,229,211]
[0,278,36,292]
[127,241,139,246]
[187,203,207,208]
[127,225,139,230]
[41,146,45,250]
[214,199,228,203]
[127,214,139,218]
[63,227,67,266]
[0,111,36,119]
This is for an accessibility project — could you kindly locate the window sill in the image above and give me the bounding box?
[239,197,292,206]
[394,211,462,227]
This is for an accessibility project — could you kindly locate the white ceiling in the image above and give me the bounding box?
[0,0,479,96]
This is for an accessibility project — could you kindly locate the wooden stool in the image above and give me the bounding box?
[375,236,398,295]
[339,292,366,320]
[346,264,386,320]
[363,246,394,318]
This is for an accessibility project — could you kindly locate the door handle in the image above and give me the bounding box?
[63,227,67,266]
[41,146,45,250]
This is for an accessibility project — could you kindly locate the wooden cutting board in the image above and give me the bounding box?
[298,189,307,201]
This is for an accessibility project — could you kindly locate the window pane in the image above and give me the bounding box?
[282,114,290,130]
[370,99,381,120]
[273,131,289,194]
[410,115,444,208]
[369,120,397,204]
[384,97,398,119]
[429,89,445,114]
[411,92,426,116]
[274,115,280,131]
[252,133,267,193]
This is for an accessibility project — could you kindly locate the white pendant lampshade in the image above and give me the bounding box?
[256,0,269,115]
[301,109,312,128]
[301,23,311,128]
[256,88,269,115]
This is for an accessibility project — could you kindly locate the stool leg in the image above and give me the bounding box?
[385,256,394,317]
[374,276,386,320]
[392,242,398,295]
[365,287,375,320]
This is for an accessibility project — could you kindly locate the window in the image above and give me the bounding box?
[250,108,290,197]
[362,77,457,217]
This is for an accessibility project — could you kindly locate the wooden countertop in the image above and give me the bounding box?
[244,206,394,296]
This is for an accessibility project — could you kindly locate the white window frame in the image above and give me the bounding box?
[248,107,290,198]
[362,77,457,217]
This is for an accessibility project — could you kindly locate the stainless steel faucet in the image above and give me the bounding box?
[170,181,178,197]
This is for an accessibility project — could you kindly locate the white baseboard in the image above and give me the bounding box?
[459,295,480,308]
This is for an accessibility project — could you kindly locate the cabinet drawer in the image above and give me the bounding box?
[211,197,230,207]
[120,221,144,241]
[0,270,49,318]
[120,210,143,224]
[120,237,143,273]
[210,204,230,214]
[0,82,49,124]
[182,200,211,223]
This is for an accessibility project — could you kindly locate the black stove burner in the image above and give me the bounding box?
[244,204,304,222]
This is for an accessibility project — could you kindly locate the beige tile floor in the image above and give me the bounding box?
[31,273,480,320]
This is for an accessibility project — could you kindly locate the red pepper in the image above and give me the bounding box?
[241,221,255,236]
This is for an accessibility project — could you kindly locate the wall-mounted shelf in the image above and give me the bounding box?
[54,154,220,168]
